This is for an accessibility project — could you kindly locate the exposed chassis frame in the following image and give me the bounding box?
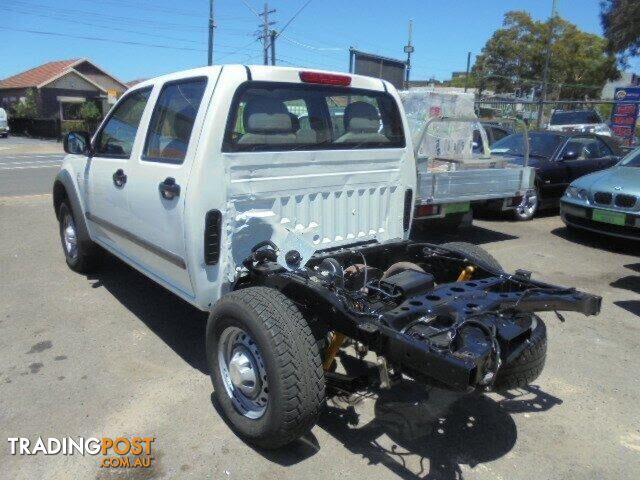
[240,240,601,391]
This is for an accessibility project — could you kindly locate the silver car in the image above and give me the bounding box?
[560,147,640,239]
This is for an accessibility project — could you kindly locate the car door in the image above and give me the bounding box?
[85,87,152,249]
[118,76,211,299]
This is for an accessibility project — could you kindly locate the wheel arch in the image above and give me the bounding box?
[53,169,91,244]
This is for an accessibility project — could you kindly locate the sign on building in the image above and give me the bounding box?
[611,87,640,146]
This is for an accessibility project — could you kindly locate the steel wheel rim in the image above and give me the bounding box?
[516,191,538,218]
[218,326,268,419]
[62,212,78,260]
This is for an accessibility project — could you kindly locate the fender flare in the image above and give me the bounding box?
[52,169,92,245]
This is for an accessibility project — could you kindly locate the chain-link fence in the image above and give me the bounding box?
[474,99,640,149]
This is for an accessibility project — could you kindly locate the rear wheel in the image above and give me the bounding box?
[513,188,539,221]
[440,241,502,272]
[493,316,547,390]
[207,287,325,448]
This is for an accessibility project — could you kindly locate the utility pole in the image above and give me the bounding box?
[207,0,215,66]
[403,19,414,89]
[537,0,558,128]
[464,51,471,92]
[270,30,277,65]
[259,3,276,65]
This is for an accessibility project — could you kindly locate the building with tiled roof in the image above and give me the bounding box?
[0,59,127,121]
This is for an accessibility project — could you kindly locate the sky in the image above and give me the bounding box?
[1,0,638,84]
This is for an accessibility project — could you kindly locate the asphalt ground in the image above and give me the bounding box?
[0,137,64,197]
[1,173,639,479]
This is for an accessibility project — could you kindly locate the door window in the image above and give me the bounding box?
[595,138,614,157]
[143,78,207,164]
[94,88,151,158]
[490,126,509,143]
[561,137,601,160]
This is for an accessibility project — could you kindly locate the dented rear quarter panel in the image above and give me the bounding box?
[185,66,417,310]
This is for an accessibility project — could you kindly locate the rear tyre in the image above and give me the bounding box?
[440,241,503,272]
[493,316,547,391]
[207,287,325,449]
[58,201,99,273]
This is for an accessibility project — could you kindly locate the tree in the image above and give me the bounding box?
[11,88,38,118]
[79,101,101,121]
[473,11,620,99]
[601,0,640,57]
[443,74,478,89]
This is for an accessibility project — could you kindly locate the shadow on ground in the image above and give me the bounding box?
[248,382,562,480]
[551,226,640,256]
[87,256,209,373]
[611,263,640,318]
[411,224,518,245]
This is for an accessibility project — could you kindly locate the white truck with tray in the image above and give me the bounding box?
[53,65,600,448]
[400,90,535,229]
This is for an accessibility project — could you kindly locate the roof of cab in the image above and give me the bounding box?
[127,65,390,93]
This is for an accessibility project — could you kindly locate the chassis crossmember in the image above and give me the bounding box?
[240,240,601,391]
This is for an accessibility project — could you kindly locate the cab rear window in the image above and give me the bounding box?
[223,82,405,152]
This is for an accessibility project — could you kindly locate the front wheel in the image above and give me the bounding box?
[513,189,539,221]
[58,201,99,273]
[207,287,325,449]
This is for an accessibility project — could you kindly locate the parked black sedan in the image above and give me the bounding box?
[489,131,622,220]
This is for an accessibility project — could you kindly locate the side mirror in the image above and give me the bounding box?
[562,150,579,161]
[63,131,92,155]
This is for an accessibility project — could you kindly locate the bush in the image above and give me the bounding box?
[61,120,86,135]
[11,88,38,118]
[79,101,101,121]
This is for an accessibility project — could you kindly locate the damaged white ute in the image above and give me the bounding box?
[54,65,601,448]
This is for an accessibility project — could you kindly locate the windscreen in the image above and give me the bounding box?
[223,82,404,152]
[0,108,7,121]
[620,147,640,167]
[491,133,563,159]
[550,110,601,125]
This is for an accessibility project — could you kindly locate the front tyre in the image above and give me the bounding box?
[58,201,99,273]
[207,287,325,449]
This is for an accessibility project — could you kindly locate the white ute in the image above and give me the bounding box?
[54,65,600,448]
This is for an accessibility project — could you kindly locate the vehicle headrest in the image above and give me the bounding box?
[288,112,300,131]
[344,101,379,133]
[243,97,294,134]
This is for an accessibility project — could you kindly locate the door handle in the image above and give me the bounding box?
[158,177,180,200]
[112,169,127,187]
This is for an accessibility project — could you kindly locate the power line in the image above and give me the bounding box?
[0,26,263,56]
[239,0,262,19]
[6,8,205,45]
[279,34,344,52]
[11,0,208,30]
[278,0,314,36]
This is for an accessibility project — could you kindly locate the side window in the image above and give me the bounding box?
[596,138,614,157]
[143,78,207,164]
[95,88,151,158]
[562,138,596,160]
[490,126,509,143]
